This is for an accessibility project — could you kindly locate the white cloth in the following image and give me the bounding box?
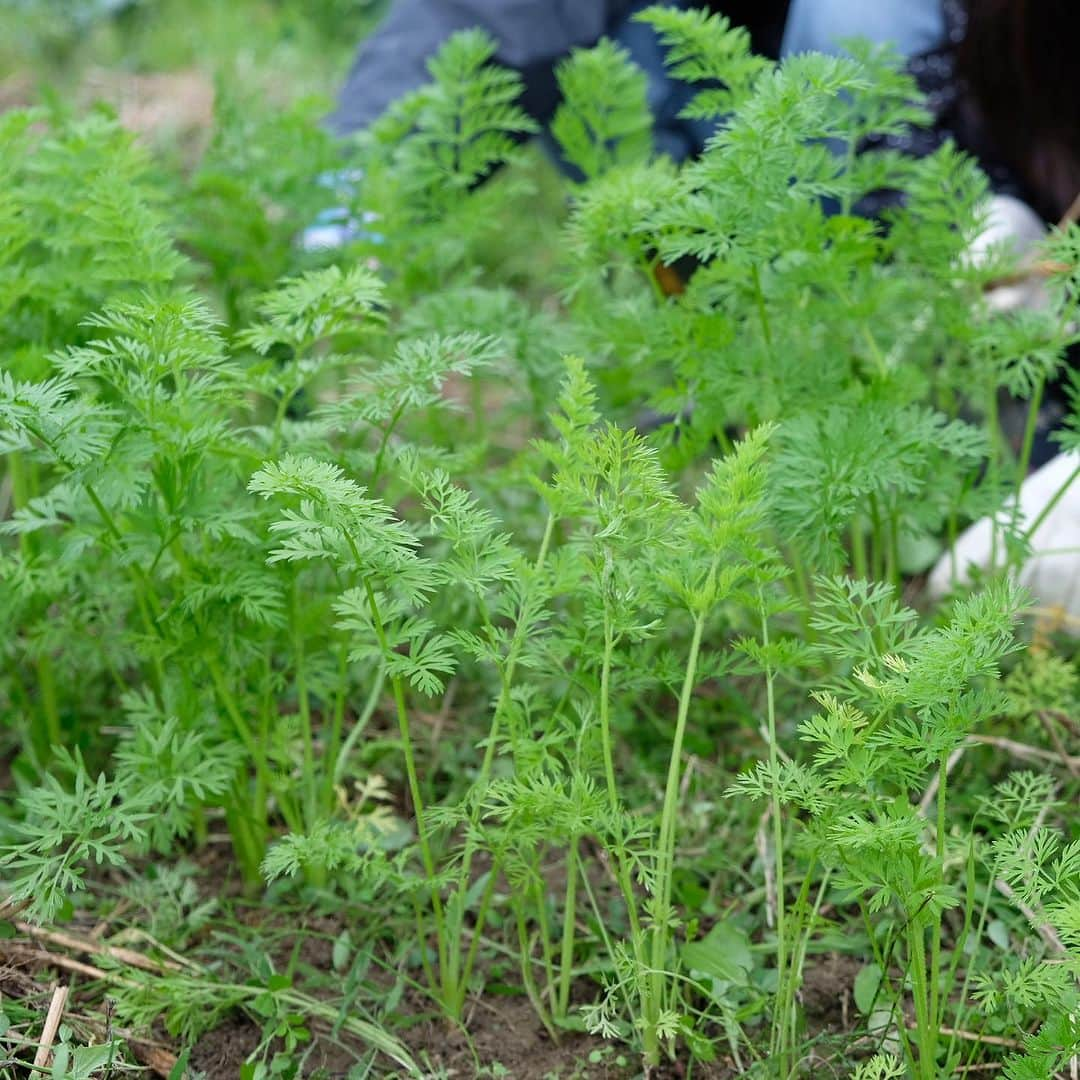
[970,194,1049,313]
[928,451,1080,621]
[929,196,1080,624]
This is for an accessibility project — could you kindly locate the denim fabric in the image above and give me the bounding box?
[539,0,711,173]
[780,0,945,60]
[601,0,947,167]
[612,0,715,164]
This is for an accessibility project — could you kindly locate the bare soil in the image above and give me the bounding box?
[2,902,869,1079]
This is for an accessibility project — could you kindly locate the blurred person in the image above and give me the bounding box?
[305,2,943,243]
[327,0,943,168]
[326,0,1080,227]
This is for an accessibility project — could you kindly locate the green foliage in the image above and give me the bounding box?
[367,29,538,223]
[0,750,152,921]
[0,108,183,359]
[636,3,769,119]
[2,17,1079,1080]
[551,39,652,181]
[179,87,344,326]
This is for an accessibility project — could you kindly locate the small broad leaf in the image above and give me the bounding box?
[854,963,883,1015]
[332,930,352,973]
[987,919,1011,950]
[167,1049,191,1080]
[681,920,753,984]
[51,1044,70,1080]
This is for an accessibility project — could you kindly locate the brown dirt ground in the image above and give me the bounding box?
[2,895,868,1079]
[189,993,749,1079]
[78,68,214,140]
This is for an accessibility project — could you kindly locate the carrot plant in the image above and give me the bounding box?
[1,12,1079,1080]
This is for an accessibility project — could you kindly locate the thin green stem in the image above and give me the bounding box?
[841,133,857,217]
[479,513,555,785]
[638,249,669,306]
[908,917,935,1079]
[322,641,350,814]
[599,611,619,813]
[532,872,557,1014]
[788,866,830,1054]
[36,653,62,752]
[255,659,272,839]
[269,388,299,458]
[586,563,652,1051]
[206,651,301,838]
[850,515,868,580]
[556,835,580,1021]
[1015,378,1044,491]
[888,512,901,592]
[224,795,264,886]
[512,895,558,1041]
[944,837,980,1065]
[9,453,62,754]
[986,381,1003,571]
[333,667,385,785]
[577,847,644,1039]
[760,597,789,1077]
[648,604,708,1054]
[929,752,949,1038]
[456,869,499,1016]
[751,263,774,357]
[785,543,814,639]
[83,482,167,698]
[861,324,889,380]
[773,864,817,1068]
[362,578,447,972]
[868,493,884,582]
[1022,461,1080,543]
[291,579,316,827]
[444,513,556,1010]
[371,403,407,490]
[1000,376,1048,575]
[860,903,918,1071]
[587,575,654,1059]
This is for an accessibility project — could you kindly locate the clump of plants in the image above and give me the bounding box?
[1,8,1079,1079]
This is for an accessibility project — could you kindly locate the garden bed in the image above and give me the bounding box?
[1,5,1078,1079]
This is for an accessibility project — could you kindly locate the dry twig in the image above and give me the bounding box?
[967,734,1080,772]
[984,190,1080,290]
[906,1023,1022,1050]
[994,879,1067,955]
[32,983,69,1070]
[1038,712,1080,779]
[6,942,111,981]
[15,921,183,974]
